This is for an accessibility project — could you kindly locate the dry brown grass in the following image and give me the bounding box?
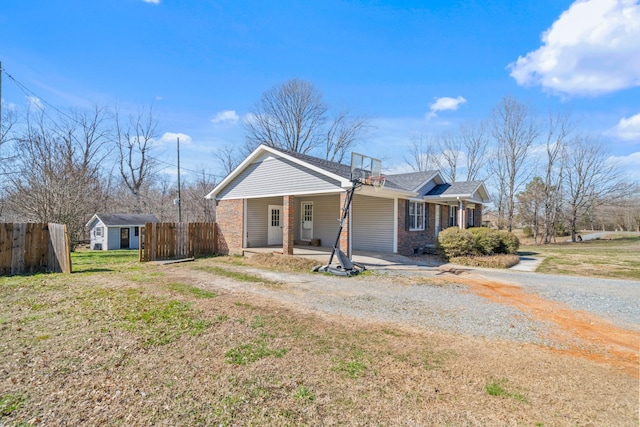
[449,254,521,268]
[0,257,638,426]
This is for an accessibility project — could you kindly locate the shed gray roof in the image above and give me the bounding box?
[93,213,159,226]
[284,150,437,192]
[426,181,484,197]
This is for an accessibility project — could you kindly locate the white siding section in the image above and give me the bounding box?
[218,156,342,200]
[246,197,282,247]
[293,195,340,246]
[352,195,394,253]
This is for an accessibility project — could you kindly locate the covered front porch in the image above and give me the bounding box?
[242,245,437,269]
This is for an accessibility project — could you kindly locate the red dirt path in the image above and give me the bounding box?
[454,275,639,377]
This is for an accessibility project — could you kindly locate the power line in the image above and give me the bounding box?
[1,67,224,182]
[1,68,82,126]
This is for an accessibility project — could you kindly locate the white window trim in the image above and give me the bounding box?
[95,226,103,237]
[409,201,425,231]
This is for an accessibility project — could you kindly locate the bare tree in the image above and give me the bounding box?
[324,111,371,163]
[5,106,110,245]
[115,105,159,213]
[0,107,19,158]
[434,131,461,182]
[245,79,327,155]
[181,170,217,222]
[460,121,490,181]
[213,143,241,177]
[489,96,540,232]
[563,135,625,242]
[517,177,545,243]
[540,112,572,243]
[404,134,440,172]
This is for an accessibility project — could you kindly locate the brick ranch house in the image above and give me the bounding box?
[205,145,490,257]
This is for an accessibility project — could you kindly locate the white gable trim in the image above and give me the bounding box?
[206,145,353,200]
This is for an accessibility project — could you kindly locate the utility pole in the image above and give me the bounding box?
[177,136,182,222]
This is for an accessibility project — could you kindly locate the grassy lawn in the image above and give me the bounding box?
[520,235,640,280]
[0,251,637,425]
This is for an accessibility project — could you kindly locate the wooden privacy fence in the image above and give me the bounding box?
[0,223,72,275]
[139,222,216,262]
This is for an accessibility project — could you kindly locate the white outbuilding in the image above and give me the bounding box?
[86,213,159,250]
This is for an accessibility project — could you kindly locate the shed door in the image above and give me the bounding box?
[120,228,130,249]
[267,205,283,245]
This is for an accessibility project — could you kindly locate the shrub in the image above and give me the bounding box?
[437,228,477,258]
[522,227,534,238]
[439,227,521,259]
[469,227,502,255]
[498,231,520,254]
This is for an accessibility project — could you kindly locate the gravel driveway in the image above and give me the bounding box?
[181,260,640,349]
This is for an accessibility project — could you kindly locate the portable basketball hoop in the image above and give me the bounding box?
[312,152,384,276]
[367,175,386,191]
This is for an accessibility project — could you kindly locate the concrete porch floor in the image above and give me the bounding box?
[242,246,439,270]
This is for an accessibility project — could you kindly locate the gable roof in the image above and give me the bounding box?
[424,181,491,203]
[86,213,159,227]
[386,171,440,192]
[206,144,488,202]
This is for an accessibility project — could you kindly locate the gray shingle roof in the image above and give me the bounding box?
[426,181,483,197]
[95,213,159,226]
[385,171,439,192]
[284,150,437,192]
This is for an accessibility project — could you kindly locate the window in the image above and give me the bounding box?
[95,226,103,237]
[134,226,140,237]
[409,201,425,231]
[467,208,475,227]
[271,208,280,227]
[448,206,458,227]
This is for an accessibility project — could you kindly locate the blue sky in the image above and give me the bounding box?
[1,0,639,181]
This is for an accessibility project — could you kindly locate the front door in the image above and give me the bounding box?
[120,228,130,249]
[267,205,283,245]
[300,201,313,241]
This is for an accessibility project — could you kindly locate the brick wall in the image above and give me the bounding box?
[396,200,438,256]
[215,199,243,254]
[283,195,295,255]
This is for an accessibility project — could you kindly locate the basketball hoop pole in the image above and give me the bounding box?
[312,151,382,276]
[327,178,360,266]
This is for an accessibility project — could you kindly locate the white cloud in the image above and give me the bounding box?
[212,110,240,125]
[161,132,192,144]
[27,96,44,110]
[608,151,640,181]
[142,0,160,4]
[426,96,467,119]
[509,0,640,97]
[611,113,640,141]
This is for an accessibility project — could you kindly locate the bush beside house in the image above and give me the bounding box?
[437,227,520,268]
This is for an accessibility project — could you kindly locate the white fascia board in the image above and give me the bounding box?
[357,185,415,199]
[217,188,346,201]
[423,194,488,204]
[85,214,100,228]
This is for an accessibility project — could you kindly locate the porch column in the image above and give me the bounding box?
[458,200,467,229]
[283,195,295,255]
[339,191,350,257]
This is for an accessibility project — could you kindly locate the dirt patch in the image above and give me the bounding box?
[447,274,639,377]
